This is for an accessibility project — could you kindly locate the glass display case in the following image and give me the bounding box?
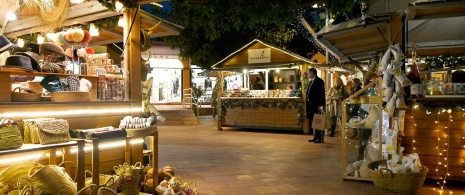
[341,77,384,181]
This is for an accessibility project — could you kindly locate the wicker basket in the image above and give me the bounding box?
[51,91,90,102]
[368,160,428,194]
[126,125,156,137]
[11,88,42,102]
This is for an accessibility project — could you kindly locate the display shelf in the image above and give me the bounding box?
[0,140,86,191]
[0,69,98,78]
[341,78,383,181]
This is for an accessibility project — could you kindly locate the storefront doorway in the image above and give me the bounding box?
[149,59,183,103]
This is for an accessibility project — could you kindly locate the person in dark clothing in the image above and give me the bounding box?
[251,77,264,90]
[306,68,326,143]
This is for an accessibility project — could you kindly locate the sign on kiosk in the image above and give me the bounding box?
[248,48,271,64]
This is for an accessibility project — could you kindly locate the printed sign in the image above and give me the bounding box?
[248,48,271,64]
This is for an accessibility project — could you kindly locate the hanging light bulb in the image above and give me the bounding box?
[46,32,55,41]
[118,16,124,27]
[17,38,25,48]
[115,1,124,12]
[37,35,45,44]
[70,0,85,4]
[276,68,280,73]
[89,23,99,36]
[7,12,17,21]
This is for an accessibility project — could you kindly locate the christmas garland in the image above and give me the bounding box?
[407,99,465,113]
[98,0,139,12]
[220,99,303,124]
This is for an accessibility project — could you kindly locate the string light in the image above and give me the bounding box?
[7,12,17,21]
[89,23,99,36]
[115,1,124,12]
[37,35,45,44]
[118,16,124,27]
[17,38,25,48]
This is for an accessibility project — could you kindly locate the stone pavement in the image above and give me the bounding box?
[157,116,464,195]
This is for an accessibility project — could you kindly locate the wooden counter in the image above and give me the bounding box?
[219,97,303,131]
[403,98,465,181]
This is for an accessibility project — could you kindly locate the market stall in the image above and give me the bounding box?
[0,0,184,194]
[212,39,322,133]
[316,0,465,187]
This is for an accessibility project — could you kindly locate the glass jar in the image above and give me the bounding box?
[426,80,434,95]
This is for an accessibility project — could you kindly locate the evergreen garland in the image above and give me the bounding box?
[97,0,139,12]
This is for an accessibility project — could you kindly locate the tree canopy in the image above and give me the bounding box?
[163,0,363,69]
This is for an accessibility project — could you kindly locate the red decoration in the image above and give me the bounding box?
[85,47,94,54]
[81,30,92,44]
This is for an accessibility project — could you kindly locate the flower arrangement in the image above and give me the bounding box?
[191,86,203,99]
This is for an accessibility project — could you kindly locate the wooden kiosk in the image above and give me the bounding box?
[212,39,322,134]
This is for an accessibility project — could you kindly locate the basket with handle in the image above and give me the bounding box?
[84,170,119,195]
[0,118,23,150]
[51,91,90,102]
[125,125,156,137]
[368,160,428,194]
[11,87,42,102]
[98,187,117,195]
[28,150,78,194]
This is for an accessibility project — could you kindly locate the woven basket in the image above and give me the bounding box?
[125,125,156,137]
[84,170,119,195]
[11,88,42,102]
[368,160,428,194]
[0,162,35,192]
[51,91,90,102]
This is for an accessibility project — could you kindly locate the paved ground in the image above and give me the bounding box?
[157,116,464,195]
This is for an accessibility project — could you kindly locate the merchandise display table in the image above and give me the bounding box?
[219,97,303,131]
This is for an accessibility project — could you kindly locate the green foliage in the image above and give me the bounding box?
[164,0,363,69]
[97,0,138,12]
[164,0,300,69]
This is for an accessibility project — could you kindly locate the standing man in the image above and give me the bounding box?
[306,68,326,143]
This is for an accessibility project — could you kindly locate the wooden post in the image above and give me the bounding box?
[92,138,99,195]
[217,71,223,130]
[302,63,309,134]
[151,132,158,195]
[123,7,142,116]
[76,139,85,192]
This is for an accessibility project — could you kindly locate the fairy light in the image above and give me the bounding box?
[435,109,452,191]
[17,38,25,48]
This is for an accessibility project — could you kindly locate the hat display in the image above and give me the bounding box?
[1,55,36,72]
[39,42,67,57]
[16,52,41,72]
[0,35,17,54]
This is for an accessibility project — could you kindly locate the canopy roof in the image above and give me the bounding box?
[212,39,315,70]
[317,0,465,62]
[2,0,183,46]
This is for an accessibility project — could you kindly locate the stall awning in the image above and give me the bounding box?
[316,16,390,62]
[406,0,465,56]
[212,39,315,70]
[2,0,183,46]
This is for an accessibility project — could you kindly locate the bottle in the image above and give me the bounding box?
[408,44,423,97]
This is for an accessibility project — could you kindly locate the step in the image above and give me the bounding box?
[162,116,198,121]
[157,120,198,126]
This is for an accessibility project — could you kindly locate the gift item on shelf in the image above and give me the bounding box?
[69,126,127,140]
[39,42,67,57]
[0,119,23,150]
[1,55,37,72]
[119,116,157,137]
[114,162,144,195]
[83,170,119,195]
[16,52,41,72]
[80,78,92,92]
[0,161,36,194]
[28,152,77,194]
[22,118,70,145]
[368,158,428,194]
[155,177,197,195]
[11,87,42,102]
[41,61,66,73]
[0,35,18,55]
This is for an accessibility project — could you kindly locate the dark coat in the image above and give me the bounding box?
[306,76,326,119]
